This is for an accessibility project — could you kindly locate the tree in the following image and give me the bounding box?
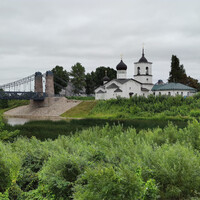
[168,55,187,83]
[85,73,95,95]
[93,67,116,88]
[0,89,8,109]
[52,66,69,94]
[70,63,86,95]
[85,67,117,95]
[168,55,200,91]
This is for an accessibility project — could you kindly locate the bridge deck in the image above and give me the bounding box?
[0,91,46,101]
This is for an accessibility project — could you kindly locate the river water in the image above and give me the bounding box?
[3,116,64,126]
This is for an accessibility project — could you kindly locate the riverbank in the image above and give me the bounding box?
[3,97,81,117]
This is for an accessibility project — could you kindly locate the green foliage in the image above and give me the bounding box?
[2,121,200,198]
[52,65,69,94]
[168,55,200,90]
[66,96,95,100]
[0,116,19,141]
[70,62,86,94]
[0,99,8,109]
[85,67,116,94]
[90,94,200,120]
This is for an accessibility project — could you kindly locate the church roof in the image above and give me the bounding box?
[107,83,119,89]
[116,60,127,70]
[114,88,122,92]
[103,75,110,82]
[152,82,196,92]
[141,87,149,91]
[97,90,105,94]
[134,48,152,64]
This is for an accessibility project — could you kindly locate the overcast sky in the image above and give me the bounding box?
[0,0,200,85]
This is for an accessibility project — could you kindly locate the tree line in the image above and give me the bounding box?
[51,63,116,95]
[52,55,200,96]
[168,55,200,90]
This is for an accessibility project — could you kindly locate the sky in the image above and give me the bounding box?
[0,0,200,85]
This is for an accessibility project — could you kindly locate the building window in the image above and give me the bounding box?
[153,92,155,96]
[181,92,183,96]
[159,92,161,96]
[187,92,189,96]
[177,92,179,95]
[129,92,133,98]
[143,93,145,96]
[146,67,149,75]
[137,67,140,75]
[168,92,171,96]
[146,78,148,81]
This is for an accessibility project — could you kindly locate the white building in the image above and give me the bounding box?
[95,49,196,100]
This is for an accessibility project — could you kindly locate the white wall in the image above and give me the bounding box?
[134,63,152,84]
[117,70,127,79]
[153,90,195,97]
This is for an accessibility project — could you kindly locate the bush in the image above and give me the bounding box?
[73,165,158,200]
[141,143,200,199]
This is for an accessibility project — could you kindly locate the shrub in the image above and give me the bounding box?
[73,165,158,200]
[141,143,200,199]
[39,153,85,199]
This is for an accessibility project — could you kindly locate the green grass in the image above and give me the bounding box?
[61,101,97,118]
[0,100,29,113]
[4,118,188,140]
[66,96,95,100]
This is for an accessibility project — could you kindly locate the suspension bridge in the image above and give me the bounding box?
[0,71,65,101]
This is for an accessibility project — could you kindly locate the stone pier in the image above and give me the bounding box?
[30,71,56,107]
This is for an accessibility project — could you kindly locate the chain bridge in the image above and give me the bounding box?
[0,71,65,101]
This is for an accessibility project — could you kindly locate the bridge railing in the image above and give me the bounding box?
[0,91,46,101]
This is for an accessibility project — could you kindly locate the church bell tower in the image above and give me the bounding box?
[134,48,153,85]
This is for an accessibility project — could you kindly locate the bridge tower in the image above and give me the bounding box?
[45,71,54,97]
[34,72,43,93]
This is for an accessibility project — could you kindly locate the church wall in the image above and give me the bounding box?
[120,81,142,98]
[134,63,152,84]
[154,90,195,97]
[117,70,127,79]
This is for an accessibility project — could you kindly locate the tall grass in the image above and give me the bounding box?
[90,94,200,119]
[1,121,200,199]
[4,118,188,140]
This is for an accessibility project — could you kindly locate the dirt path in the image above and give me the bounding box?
[4,97,81,117]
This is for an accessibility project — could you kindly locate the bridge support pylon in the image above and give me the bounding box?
[34,72,43,93]
[45,71,54,97]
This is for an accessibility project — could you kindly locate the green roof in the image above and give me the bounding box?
[152,82,196,92]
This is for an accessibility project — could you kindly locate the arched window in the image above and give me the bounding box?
[137,67,140,75]
[168,92,171,96]
[146,67,149,75]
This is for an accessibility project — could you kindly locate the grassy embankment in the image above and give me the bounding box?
[0,100,29,114]
[62,94,200,121]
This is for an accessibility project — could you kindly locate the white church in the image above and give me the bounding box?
[95,49,196,100]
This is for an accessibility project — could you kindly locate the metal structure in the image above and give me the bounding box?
[0,74,35,92]
[0,91,46,101]
[0,71,68,100]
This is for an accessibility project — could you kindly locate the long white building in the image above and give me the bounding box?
[95,49,196,100]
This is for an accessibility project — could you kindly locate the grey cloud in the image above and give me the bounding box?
[0,0,200,84]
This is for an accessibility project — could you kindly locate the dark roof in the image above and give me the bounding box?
[115,79,130,84]
[46,71,53,76]
[114,88,122,92]
[141,87,149,91]
[97,90,105,94]
[35,72,42,76]
[107,83,119,89]
[114,78,142,85]
[134,48,152,64]
[152,82,196,92]
[103,75,110,82]
[116,60,127,70]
